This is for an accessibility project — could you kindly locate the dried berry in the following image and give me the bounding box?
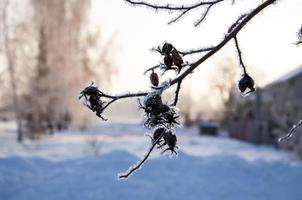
[79,83,106,120]
[150,71,159,86]
[162,43,173,55]
[171,49,183,73]
[164,54,173,69]
[81,85,100,97]
[238,73,255,93]
[162,131,178,155]
[144,94,165,116]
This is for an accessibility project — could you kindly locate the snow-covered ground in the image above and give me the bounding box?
[0,121,302,200]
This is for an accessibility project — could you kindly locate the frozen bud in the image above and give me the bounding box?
[82,85,99,96]
[162,43,173,55]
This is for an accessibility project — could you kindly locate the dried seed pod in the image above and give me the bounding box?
[164,54,173,69]
[162,43,173,55]
[150,71,159,86]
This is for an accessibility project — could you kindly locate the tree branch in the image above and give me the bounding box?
[125,0,226,26]
[173,80,182,106]
[178,46,215,56]
[170,0,277,86]
[118,130,166,179]
[80,0,279,179]
[194,3,215,26]
[278,120,302,142]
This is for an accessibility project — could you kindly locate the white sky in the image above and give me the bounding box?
[90,0,302,97]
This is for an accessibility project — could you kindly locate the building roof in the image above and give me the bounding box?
[269,65,302,85]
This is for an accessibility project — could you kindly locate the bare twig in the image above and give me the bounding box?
[168,9,190,25]
[278,120,302,142]
[172,80,182,106]
[125,0,226,26]
[143,64,162,75]
[125,0,224,11]
[152,45,215,56]
[178,46,215,56]
[101,92,148,113]
[118,131,166,179]
[194,4,215,26]
[234,36,247,75]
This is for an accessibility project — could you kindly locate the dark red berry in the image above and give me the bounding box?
[150,71,159,86]
[171,49,183,67]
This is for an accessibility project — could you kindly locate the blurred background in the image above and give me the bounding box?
[0,0,302,200]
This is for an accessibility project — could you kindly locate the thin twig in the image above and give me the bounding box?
[125,0,224,11]
[101,92,148,111]
[172,80,182,106]
[278,120,302,142]
[125,0,225,26]
[178,46,215,56]
[118,131,166,179]
[168,9,190,25]
[234,36,247,75]
[194,4,215,26]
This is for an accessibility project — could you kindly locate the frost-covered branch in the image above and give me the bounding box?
[173,80,182,106]
[278,120,302,142]
[118,130,166,179]
[125,0,226,26]
[79,0,278,179]
[79,82,147,120]
[170,0,277,86]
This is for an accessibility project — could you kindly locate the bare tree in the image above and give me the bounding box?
[207,58,237,123]
[20,0,118,137]
[1,0,23,142]
[79,0,300,178]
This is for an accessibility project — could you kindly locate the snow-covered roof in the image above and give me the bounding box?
[271,66,302,85]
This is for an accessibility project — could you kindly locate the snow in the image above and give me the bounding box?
[0,121,302,200]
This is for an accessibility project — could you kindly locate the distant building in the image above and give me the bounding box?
[227,66,302,158]
[261,66,302,156]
